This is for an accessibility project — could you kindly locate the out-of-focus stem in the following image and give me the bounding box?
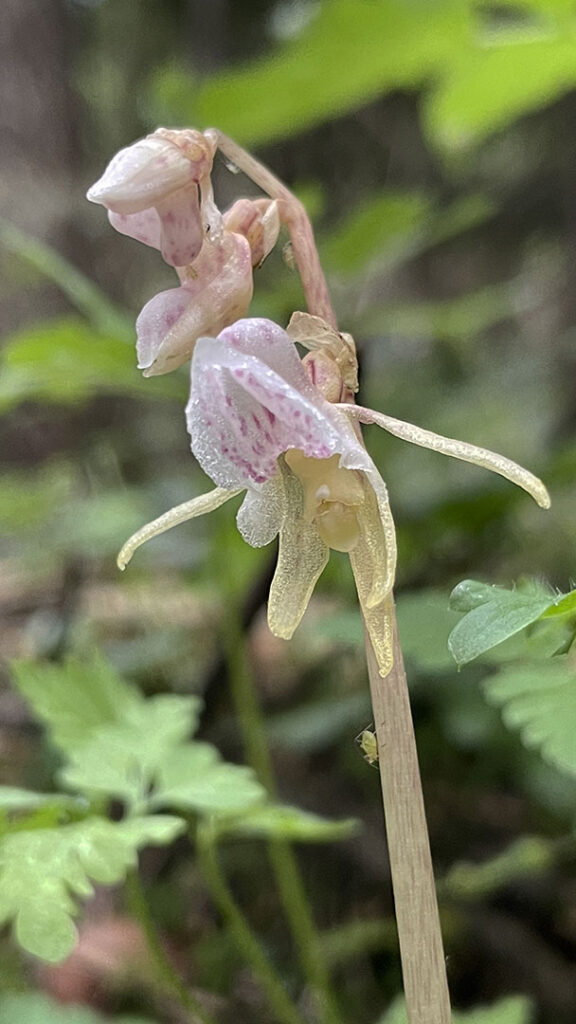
[125,869,218,1024]
[221,594,344,1024]
[365,610,451,1024]
[197,823,307,1024]
[206,129,337,328]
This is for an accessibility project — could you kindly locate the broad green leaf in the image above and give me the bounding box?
[483,660,576,778]
[217,804,358,842]
[448,580,560,666]
[0,318,184,411]
[149,0,470,145]
[380,993,533,1024]
[60,695,202,810]
[0,816,184,961]
[11,654,141,757]
[425,34,576,155]
[0,220,130,338]
[0,992,157,1024]
[150,744,265,814]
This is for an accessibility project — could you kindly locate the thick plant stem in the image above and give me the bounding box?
[125,869,218,1024]
[221,598,344,1024]
[365,607,451,1024]
[197,823,306,1024]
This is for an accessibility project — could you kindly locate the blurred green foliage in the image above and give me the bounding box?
[2,0,576,1019]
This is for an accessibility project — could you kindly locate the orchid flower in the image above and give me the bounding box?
[117,318,550,677]
[134,198,280,377]
[88,132,281,376]
[87,128,219,268]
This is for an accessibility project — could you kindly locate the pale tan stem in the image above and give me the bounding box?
[205,129,337,328]
[365,609,451,1024]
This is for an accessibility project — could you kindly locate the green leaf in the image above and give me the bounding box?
[0,815,184,961]
[439,835,556,901]
[448,580,560,666]
[380,993,533,1024]
[217,804,359,842]
[320,191,431,274]
[149,744,265,814]
[425,33,576,155]
[0,787,79,812]
[149,0,470,146]
[0,220,130,338]
[0,992,157,1024]
[0,318,184,411]
[11,654,142,757]
[483,660,576,778]
[60,695,202,810]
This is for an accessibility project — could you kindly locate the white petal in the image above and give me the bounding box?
[87,135,195,215]
[236,474,286,547]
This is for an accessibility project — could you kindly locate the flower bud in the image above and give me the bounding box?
[87,128,214,214]
[136,233,253,375]
[87,128,217,267]
[223,198,280,267]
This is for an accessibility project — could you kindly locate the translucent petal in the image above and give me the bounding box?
[348,473,396,611]
[267,466,329,639]
[156,186,204,267]
[358,593,395,678]
[108,207,162,249]
[339,404,551,510]
[188,319,372,489]
[236,475,286,547]
[137,234,253,376]
[117,487,241,570]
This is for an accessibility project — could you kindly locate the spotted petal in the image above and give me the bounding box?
[187,318,372,490]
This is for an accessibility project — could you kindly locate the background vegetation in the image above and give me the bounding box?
[1,1,576,1022]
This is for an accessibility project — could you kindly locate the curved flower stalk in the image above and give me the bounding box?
[117,317,549,676]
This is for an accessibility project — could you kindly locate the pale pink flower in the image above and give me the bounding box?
[87,128,219,267]
[117,319,549,675]
[134,199,280,377]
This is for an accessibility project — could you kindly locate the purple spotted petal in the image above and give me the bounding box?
[136,285,193,370]
[108,207,162,249]
[156,186,204,267]
[187,318,371,490]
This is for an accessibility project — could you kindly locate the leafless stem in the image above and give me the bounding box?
[366,617,451,1023]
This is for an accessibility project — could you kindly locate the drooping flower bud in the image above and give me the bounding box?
[87,128,217,267]
[136,233,253,376]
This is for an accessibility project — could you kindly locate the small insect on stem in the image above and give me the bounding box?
[355,726,379,766]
